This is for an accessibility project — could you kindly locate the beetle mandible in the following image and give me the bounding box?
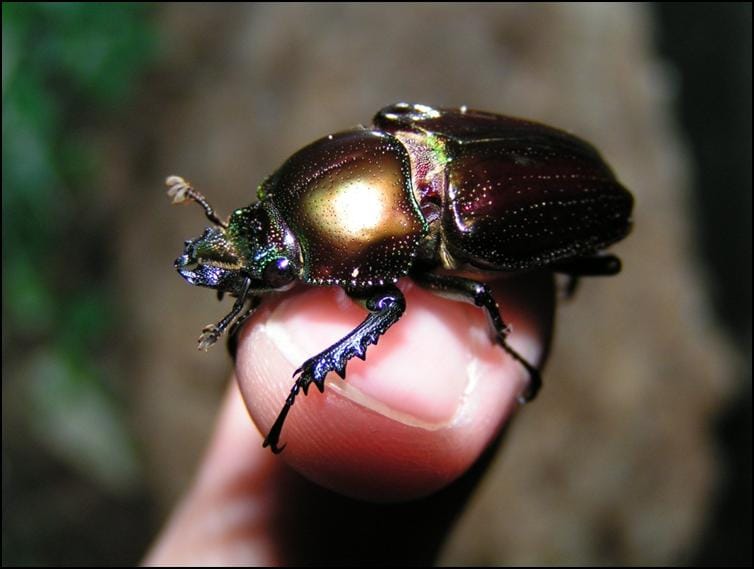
[167,103,634,453]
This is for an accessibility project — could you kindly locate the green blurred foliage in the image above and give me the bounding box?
[3,3,157,563]
[4,1,155,334]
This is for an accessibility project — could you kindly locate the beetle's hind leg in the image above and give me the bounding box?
[410,271,541,403]
[262,285,406,453]
[165,175,227,228]
[552,253,622,298]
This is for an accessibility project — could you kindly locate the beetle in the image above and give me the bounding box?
[167,102,633,453]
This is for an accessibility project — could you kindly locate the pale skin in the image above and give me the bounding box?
[144,271,554,565]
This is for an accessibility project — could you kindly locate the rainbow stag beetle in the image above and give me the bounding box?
[167,103,634,453]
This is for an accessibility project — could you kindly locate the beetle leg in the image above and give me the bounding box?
[262,285,405,453]
[410,271,541,403]
[226,296,262,360]
[552,253,622,298]
[166,175,227,228]
[197,278,253,350]
[552,253,622,276]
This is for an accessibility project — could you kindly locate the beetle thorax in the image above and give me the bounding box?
[260,130,428,288]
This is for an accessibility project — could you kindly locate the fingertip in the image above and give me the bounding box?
[236,273,554,502]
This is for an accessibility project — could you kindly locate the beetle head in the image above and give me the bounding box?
[175,202,302,296]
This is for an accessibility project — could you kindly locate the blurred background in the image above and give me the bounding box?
[2,3,750,565]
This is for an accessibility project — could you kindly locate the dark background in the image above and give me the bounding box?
[2,3,750,565]
[656,4,751,564]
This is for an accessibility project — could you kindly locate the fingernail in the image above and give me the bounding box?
[263,288,490,429]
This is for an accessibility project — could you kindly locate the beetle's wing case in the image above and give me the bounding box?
[375,103,634,271]
[259,129,427,287]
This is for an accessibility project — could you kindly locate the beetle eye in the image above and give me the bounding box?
[263,257,296,289]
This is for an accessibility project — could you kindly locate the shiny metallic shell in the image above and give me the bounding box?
[260,129,428,287]
[376,103,634,271]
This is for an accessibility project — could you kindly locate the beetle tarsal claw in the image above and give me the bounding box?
[507,349,541,403]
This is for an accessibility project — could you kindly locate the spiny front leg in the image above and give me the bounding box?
[262,285,406,453]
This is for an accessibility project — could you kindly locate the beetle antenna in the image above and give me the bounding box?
[166,175,227,228]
